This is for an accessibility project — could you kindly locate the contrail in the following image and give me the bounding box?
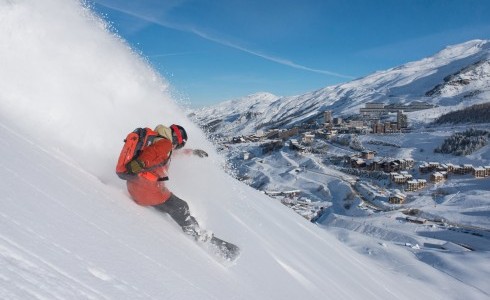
[95,1,354,79]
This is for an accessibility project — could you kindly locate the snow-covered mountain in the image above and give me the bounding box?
[192,40,490,137]
[0,1,488,299]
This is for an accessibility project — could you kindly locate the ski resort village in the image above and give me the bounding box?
[194,101,489,218]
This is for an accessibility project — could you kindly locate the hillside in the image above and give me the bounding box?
[2,1,484,299]
[433,102,490,124]
[192,40,490,138]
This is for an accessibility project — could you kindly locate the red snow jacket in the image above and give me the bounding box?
[126,138,174,206]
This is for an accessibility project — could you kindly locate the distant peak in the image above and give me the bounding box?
[434,39,490,59]
[246,92,280,99]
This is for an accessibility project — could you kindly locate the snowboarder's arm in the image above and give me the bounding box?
[175,148,208,158]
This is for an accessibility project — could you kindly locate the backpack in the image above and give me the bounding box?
[116,127,158,180]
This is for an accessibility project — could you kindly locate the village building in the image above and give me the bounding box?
[429,162,440,170]
[348,120,365,129]
[473,167,486,178]
[333,117,343,125]
[325,130,338,139]
[324,110,333,125]
[393,175,407,184]
[462,164,474,174]
[446,163,455,173]
[278,127,300,140]
[406,180,418,191]
[406,179,427,191]
[419,162,430,173]
[485,166,490,177]
[418,179,427,189]
[386,161,400,173]
[454,165,463,174]
[438,164,448,172]
[389,191,406,204]
[396,110,408,129]
[404,159,415,169]
[430,172,445,183]
[372,120,385,134]
[302,132,315,144]
[362,150,375,160]
[351,158,366,168]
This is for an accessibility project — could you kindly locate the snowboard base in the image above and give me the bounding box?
[199,235,240,264]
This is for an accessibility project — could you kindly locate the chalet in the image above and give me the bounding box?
[462,164,474,174]
[419,163,430,173]
[325,130,338,139]
[362,150,375,160]
[430,172,444,183]
[454,165,463,174]
[302,132,315,144]
[348,120,364,129]
[446,163,455,173]
[405,179,427,192]
[386,161,400,173]
[473,167,486,178]
[438,164,448,172]
[389,192,406,204]
[485,166,490,177]
[406,180,418,192]
[429,162,440,170]
[405,159,415,169]
[390,172,399,181]
[393,175,407,184]
[352,158,366,168]
[333,117,343,125]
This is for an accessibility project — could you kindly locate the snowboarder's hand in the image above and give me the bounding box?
[127,159,145,174]
[192,149,208,158]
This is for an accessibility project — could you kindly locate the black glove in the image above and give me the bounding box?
[126,159,145,174]
[192,149,208,158]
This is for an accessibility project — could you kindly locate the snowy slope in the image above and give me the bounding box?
[0,1,488,299]
[192,40,490,137]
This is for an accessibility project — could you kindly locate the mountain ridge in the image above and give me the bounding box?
[192,39,490,137]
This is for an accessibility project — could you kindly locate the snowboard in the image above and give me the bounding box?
[199,235,240,264]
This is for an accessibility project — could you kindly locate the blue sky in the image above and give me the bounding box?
[92,0,490,107]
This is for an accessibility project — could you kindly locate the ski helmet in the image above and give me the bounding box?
[170,124,187,149]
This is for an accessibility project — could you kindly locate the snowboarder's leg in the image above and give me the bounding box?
[154,194,240,262]
[153,194,201,238]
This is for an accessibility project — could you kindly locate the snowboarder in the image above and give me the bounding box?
[117,124,240,261]
[123,124,209,240]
